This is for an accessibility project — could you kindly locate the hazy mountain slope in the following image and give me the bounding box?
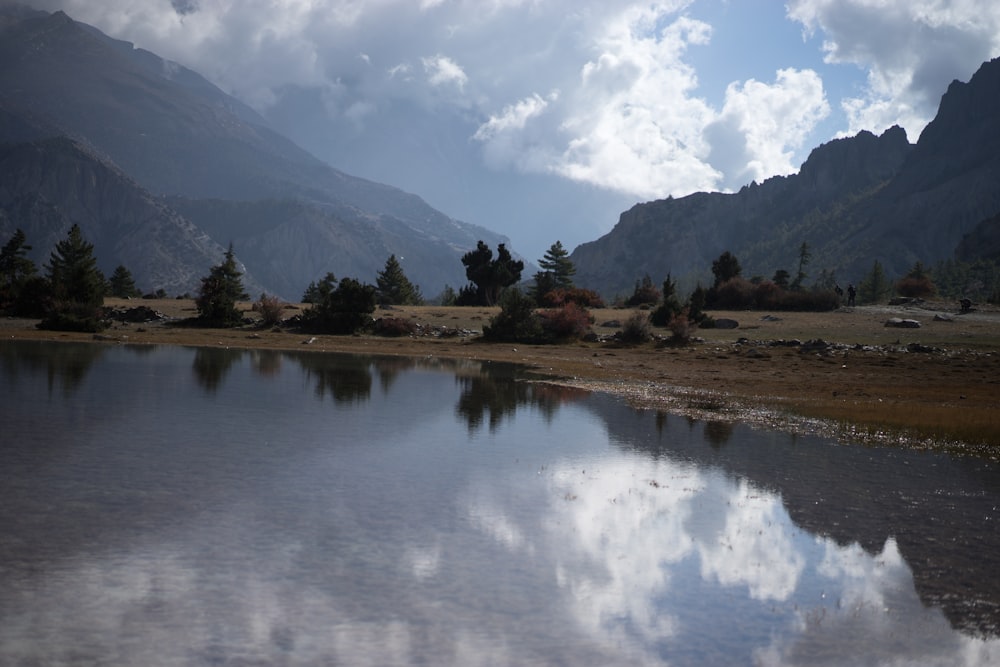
[167,198,475,301]
[0,6,506,299]
[0,137,256,295]
[572,58,1000,296]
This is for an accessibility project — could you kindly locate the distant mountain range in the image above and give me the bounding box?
[0,5,508,300]
[571,58,1000,296]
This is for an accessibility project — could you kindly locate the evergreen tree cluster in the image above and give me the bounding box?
[300,272,376,334]
[0,225,110,330]
[457,241,524,306]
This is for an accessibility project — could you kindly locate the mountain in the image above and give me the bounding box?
[571,58,1000,296]
[0,6,506,299]
[0,136,262,295]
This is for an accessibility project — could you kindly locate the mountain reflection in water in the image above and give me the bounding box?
[0,341,998,666]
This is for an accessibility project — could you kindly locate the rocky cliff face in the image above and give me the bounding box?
[0,137,257,296]
[572,125,914,295]
[572,58,1000,296]
[0,7,506,299]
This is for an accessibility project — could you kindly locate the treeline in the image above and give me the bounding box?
[3,226,998,340]
[0,225,431,334]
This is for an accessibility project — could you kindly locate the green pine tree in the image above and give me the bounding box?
[531,240,576,304]
[376,254,423,305]
[858,260,891,304]
[538,241,575,289]
[196,244,249,326]
[108,264,142,298]
[791,242,811,291]
[46,224,105,307]
[711,251,742,287]
[39,224,106,331]
[0,228,37,310]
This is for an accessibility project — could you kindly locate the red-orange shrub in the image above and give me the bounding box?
[538,302,593,340]
[541,287,606,308]
[895,275,936,298]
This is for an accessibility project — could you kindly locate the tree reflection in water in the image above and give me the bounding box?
[191,346,245,393]
[0,340,105,396]
[1,342,999,665]
[291,352,374,404]
[250,349,282,377]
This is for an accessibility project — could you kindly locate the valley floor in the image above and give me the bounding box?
[4,298,999,451]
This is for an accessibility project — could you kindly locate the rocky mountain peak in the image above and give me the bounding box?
[797,125,911,198]
[918,57,1000,147]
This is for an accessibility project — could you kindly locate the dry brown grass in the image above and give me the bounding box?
[4,297,998,449]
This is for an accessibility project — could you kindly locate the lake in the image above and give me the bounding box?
[1,340,998,666]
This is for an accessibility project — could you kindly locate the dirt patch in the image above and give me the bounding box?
[4,298,999,450]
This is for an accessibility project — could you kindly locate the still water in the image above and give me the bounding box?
[1,340,999,666]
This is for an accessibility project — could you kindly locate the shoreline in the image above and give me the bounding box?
[4,298,999,451]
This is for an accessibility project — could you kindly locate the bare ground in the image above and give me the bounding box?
[4,298,999,450]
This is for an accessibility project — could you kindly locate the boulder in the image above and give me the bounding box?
[885,317,921,328]
[800,339,831,353]
[714,318,739,329]
[107,305,165,323]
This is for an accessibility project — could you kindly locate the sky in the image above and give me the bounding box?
[21,0,1000,261]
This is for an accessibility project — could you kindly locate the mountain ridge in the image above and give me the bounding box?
[0,6,507,299]
[571,58,1000,297]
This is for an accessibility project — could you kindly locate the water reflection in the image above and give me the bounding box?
[250,349,283,377]
[596,400,1000,640]
[533,451,998,665]
[190,346,244,392]
[1,341,998,666]
[0,340,105,395]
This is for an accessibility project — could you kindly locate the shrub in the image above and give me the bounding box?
[688,284,708,324]
[483,289,545,343]
[541,287,606,308]
[650,274,683,326]
[895,275,936,299]
[769,289,841,311]
[666,308,696,345]
[538,302,593,341]
[752,280,783,309]
[37,301,105,332]
[711,277,756,309]
[12,276,51,317]
[253,293,286,327]
[618,311,651,344]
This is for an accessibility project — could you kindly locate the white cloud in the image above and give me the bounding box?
[788,0,1000,138]
[547,9,721,198]
[422,54,469,89]
[23,0,1000,257]
[474,93,551,140]
[707,68,829,189]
